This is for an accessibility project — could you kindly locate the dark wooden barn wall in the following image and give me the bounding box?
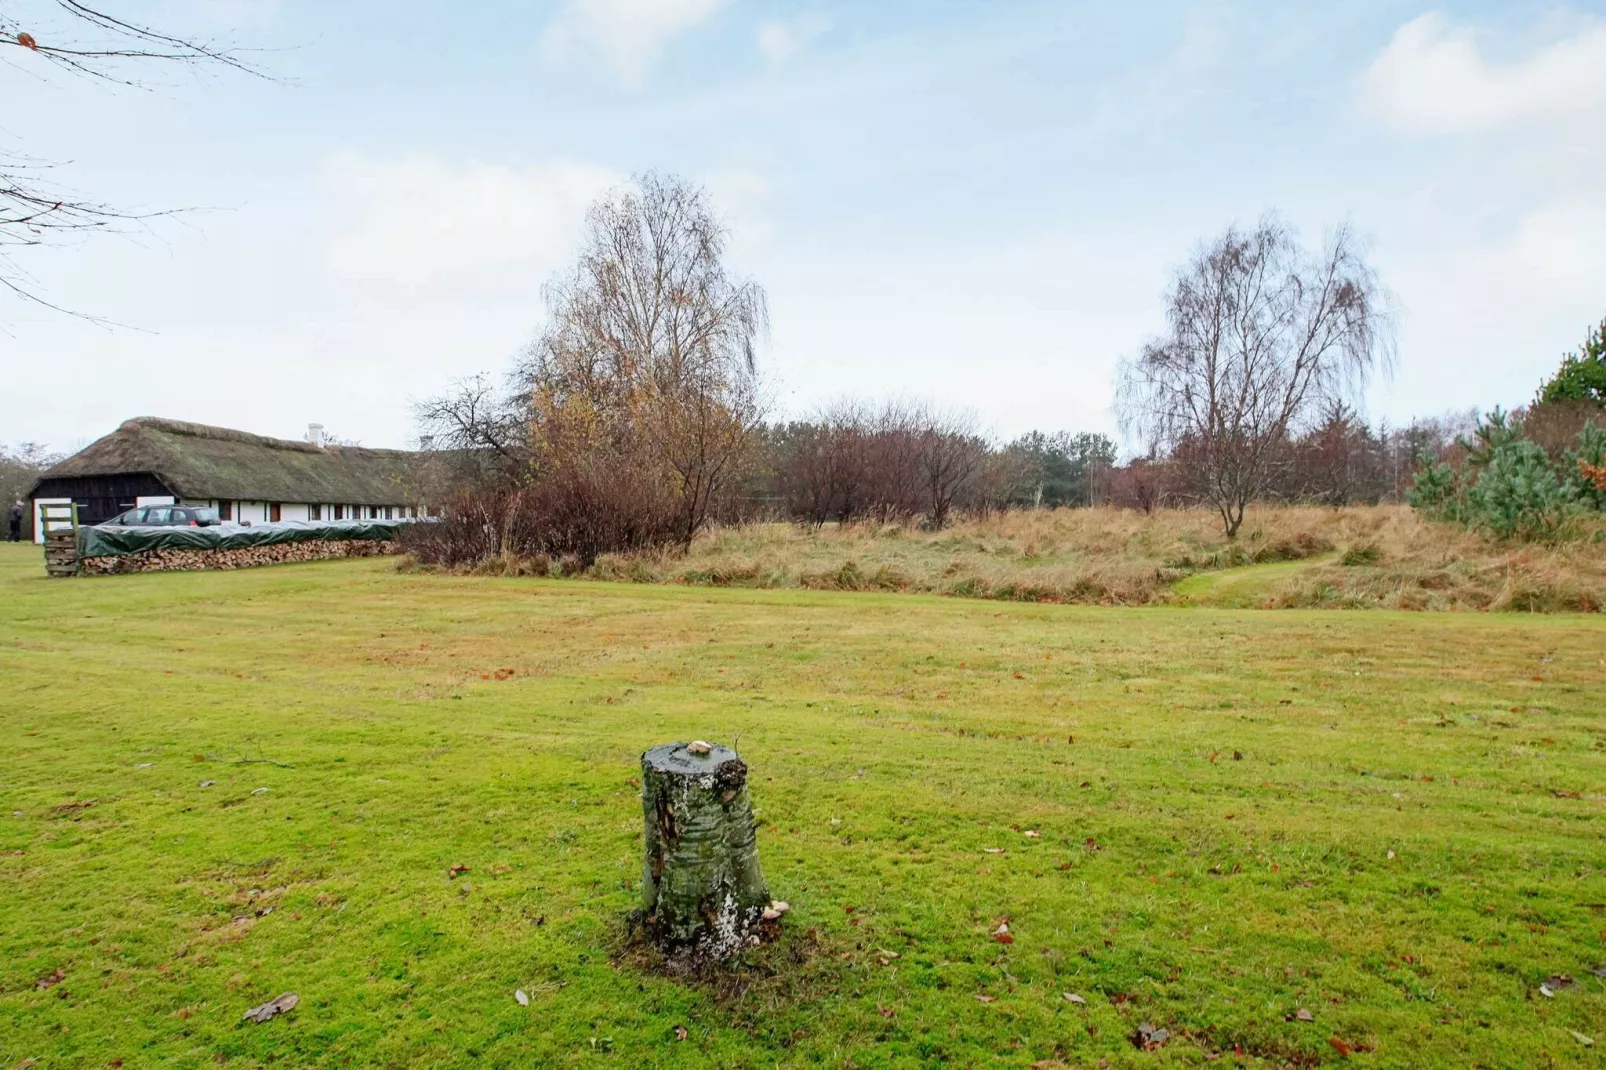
[32,474,174,526]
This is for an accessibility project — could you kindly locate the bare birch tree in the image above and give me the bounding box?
[518,172,769,547]
[1116,217,1394,536]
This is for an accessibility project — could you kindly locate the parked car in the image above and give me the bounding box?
[105,505,221,527]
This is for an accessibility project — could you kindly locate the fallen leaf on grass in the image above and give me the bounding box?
[983,848,1005,855]
[1571,1031,1594,1047]
[1132,1022,1170,1050]
[35,967,65,990]
[674,1025,688,1040]
[992,922,1014,944]
[515,990,529,1006]
[199,781,216,788]
[448,864,469,877]
[1062,993,1086,1005]
[974,994,996,1003]
[251,788,270,796]
[242,992,298,1024]
[1289,1008,1314,1022]
[1329,1036,1352,1057]
[1539,973,1574,998]
[1023,830,1041,838]
[878,1006,894,1019]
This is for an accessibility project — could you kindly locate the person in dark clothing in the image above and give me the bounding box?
[8,500,23,542]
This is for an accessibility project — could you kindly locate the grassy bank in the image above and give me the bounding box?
[570,506,1605,612]
[2,544,1603,1066]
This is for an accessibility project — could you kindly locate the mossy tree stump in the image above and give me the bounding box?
[640,742,771,957]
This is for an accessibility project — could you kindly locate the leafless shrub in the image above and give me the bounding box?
[768,399,988,529]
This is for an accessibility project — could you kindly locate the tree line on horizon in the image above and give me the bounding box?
[401,171,1603,570]
[7,168,1598,556]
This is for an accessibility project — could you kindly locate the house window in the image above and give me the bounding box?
[334,505,344,520]
[384,506,393,520]
[269,503,282,523]
[219,500,232,521]
[309,504,322,521]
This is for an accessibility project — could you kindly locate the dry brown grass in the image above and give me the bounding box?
[571,505,1605,611]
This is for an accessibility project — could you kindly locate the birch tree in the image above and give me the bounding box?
[1117,217,1393,536]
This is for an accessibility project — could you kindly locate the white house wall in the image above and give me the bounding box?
[29,496,422,541]
[209,500,416,524]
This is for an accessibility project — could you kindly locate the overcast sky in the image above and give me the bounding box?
[3,0,1604,451]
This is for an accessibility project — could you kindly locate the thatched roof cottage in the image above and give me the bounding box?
[29,418,423,535]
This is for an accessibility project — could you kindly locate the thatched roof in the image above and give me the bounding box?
[33,418,418,505]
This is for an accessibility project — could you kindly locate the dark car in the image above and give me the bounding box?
[106,505,221,527]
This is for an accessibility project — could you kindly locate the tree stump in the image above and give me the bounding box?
[640,741,772,957]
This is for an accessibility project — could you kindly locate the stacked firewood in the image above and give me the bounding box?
[44,532,79,578]
[80,539,398,575]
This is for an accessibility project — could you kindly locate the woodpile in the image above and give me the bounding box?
[44,531,79,578]
[80,539,398,575]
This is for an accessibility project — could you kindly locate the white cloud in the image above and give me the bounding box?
[541,0,731,86]
[757,13,830,65]
[1508,198,1606,288]
[322,153,618,295]
[1362,12,1606,135]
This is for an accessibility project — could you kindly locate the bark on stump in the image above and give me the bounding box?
[640,742,770,957]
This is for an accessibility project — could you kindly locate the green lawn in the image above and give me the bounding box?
[1,542,1603,1068]
[1171,557,1340,609]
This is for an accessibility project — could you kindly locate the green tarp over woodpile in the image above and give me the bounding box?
[79,520,410,559]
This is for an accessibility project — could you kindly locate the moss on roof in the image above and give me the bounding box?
[35,418,419,505]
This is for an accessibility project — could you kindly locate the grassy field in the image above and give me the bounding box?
[2,542,1604,1068]
[570,507,1606,613]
